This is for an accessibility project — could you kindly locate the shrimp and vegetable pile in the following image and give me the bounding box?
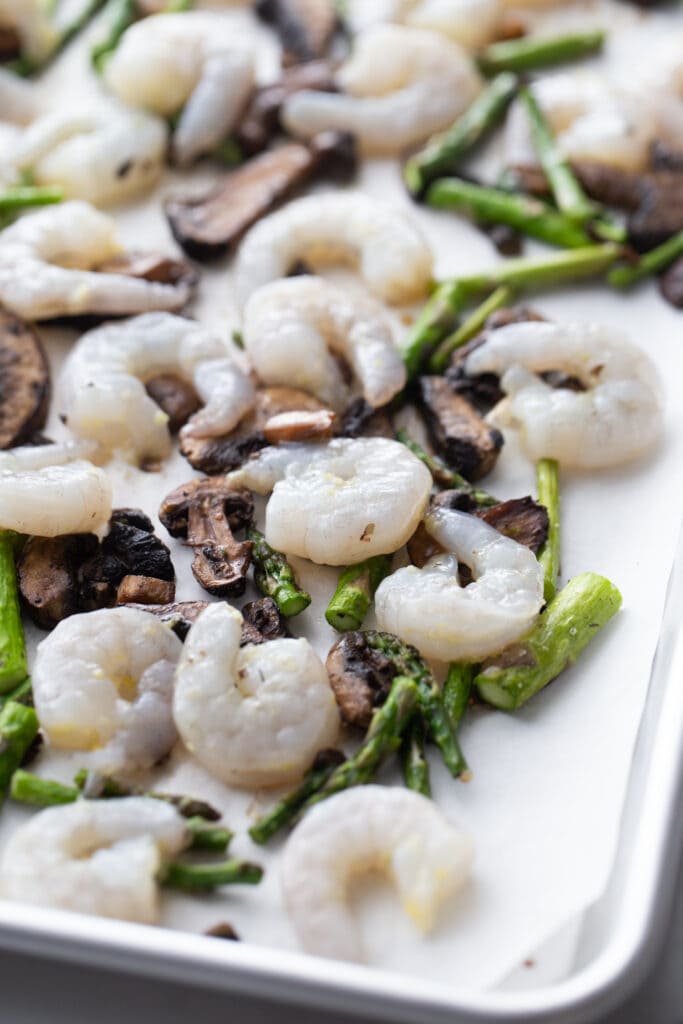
[0,0,679,972]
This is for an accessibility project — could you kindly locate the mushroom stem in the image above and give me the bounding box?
[247,526,311,617]
[0,533,28,694]
[325,555,392,632]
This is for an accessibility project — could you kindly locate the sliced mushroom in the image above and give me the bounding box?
[180,386,329,473]
[94,251,199,290]
[255,0,340,65]
[416,375,504,481]
[627,173,683,251]
[0,309,50,450]
[650,141,683,173]
[0,25,20,61]
[660,255,683,309]
[262,408,336,443]
[103,508,175,586]
[326,632,397,730]
[572,161,643,210]
[337,397,395,439]
[240,596,287,645]
[145,374,201,434]
[165,133,356,261]
[17,534,99,630]
[159,478,254,597]
[115,575,176,605]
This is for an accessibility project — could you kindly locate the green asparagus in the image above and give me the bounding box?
[476,572,622,710]
[0,702,39,796]
[248,527,311,617]
[0,533,28,694]
[402,280,471,379]
[443,663,474,731]
[184,818,233,854]
[477,30,605,76]
[0,186,63,212]
[404,73,519,195]
[73,769,221,821]
[248,751,345,845]
[536,458,560,602]
[400,718,431,796]
[9,770,78,807]
[396,430,498,505]
[608,231,683,288]
[325,555,392,632]
[428,284,513,372]
[0,677,33,709]
[163,859,263,891]
[455,242,622,295]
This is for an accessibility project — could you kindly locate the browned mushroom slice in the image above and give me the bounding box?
[159,478,254,597]
[115,575,176,605]
[417,375,504,481]
[337,397,395,439]
[124,600,209,640]
[180,386,329,473]
[262,408,335,443]
[326,632,397,730]
[660,255,683,309]
[572,161,643,210]
[256,0,340,65]
[502,164,551,197]
[627,174,683,251]
[240,596,287,645]
[0,25,21,60]
[145,374,201,434]
[94,251,199,289]
[0,310,50,450]
[650,141,683,173]
[17,534,99,630]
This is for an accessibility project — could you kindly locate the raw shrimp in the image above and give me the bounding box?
[0,797,188,924]
[0,0,58,64]
[0,67,39,124]
[173,603,339,788]
[281,786,473,963]
[465,320,663,468]
[103,12,255,165]
[282,24,482,155]
[234,192,433,306]
[33,607,183,777]
[229,437,432,565]
[346,0,503,51]
[375,506,545,661]
[243,277,406,411]
[10,104,167,206]
[0,201,194,320]
[60,312,255,463]
[0,443,112,537]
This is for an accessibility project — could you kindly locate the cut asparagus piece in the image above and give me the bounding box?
[184,818,233,853]
[428,285,513,372]
[0,533,28,694]
[536,458,560,601]
[163,859,263,891]
[0,186,63,212]
[403,280,471,379]
[404,72,519,195]
[476,572,622,710]
[608,230,683,288]
[427,178,594,248]
[400,718,431,797]
[0,702,39,796]
[9,770,78,807]
[325,555,392,632]
[456,243,622,295]
[443,663,474,731]
[396,430,498,505]
[248,749,345,844]
[0,677,33,709]
[73,769,222,821]
[477,30,605,76]
[247,526,311,617]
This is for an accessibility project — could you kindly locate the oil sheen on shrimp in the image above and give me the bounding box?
[229,437,432,565]
[282,786,473,963]
[234,192,433,306]
[173,603,339,788]
[282,24,482,155]
[103,12,255,165]
[33,607,183,777]
[0,201,194,320]
[60,312,255,463]
[375,507,545,661]
[0,797,188,924]
[0,443,112,537]
[10,104,167,206]
[242,276,406,411]
[465,320,663,468]
[346,0,502,51]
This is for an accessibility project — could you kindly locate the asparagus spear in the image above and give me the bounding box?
[73,769,221,821]
[247,527,311,617]
[162,859,263,891]
[477,30,605,76]
[396,430,498,505]
[476,572,622,710]
[400,718,431,797]
[9,770,78,807]
[0,677,33,709]
[402,280,471,379]
[456,242,622,295]
[183,818,233,853]
[325,555,392,632]
[0,533,28,694]
[0,702,39,796]
[0,186,63,212]
[428,284,513,372]
[536,458,560,602]
[427,178,594,248]
[248,749,346,845]
[404,72,519,195]
[443,663,474,731]
[608,231,683,288]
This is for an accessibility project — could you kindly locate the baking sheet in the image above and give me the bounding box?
[1,0,682,997]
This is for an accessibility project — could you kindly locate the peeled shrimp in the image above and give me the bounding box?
[346,0,503,51]
[229,437,432,565]
[33,607,183,777]
[60,312,254,463]
[465,320,663,468]
[0,67,39,124]
[282,786,473,963]
[173,603,339,788]
[282,24,482,155]
[10,104,167,206]
[0,443,112,537]
[0,797,187,924]
[243,277,406,411]
[375,507,545,661]
[103,12,255,165]
[235,192,433,307]
[0,201,194,320]
[0,0,58,64]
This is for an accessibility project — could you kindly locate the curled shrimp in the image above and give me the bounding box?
[375,506,545,661]
[103,12,255,166]
[282,24,481,155]
[0,442,112,537]
[243,276,406,411]
[33,607,183,777]
[173,603,339,788]
[464,320,663,468]
[0,797,188,924]
[346,0,503,51]
[281,786,473,963]
[0,201,194,320]
[235,192,433,307]
[60,312,255,463]
[0,0,58,64]
[10,104,168,206]
[229,437,432,565]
